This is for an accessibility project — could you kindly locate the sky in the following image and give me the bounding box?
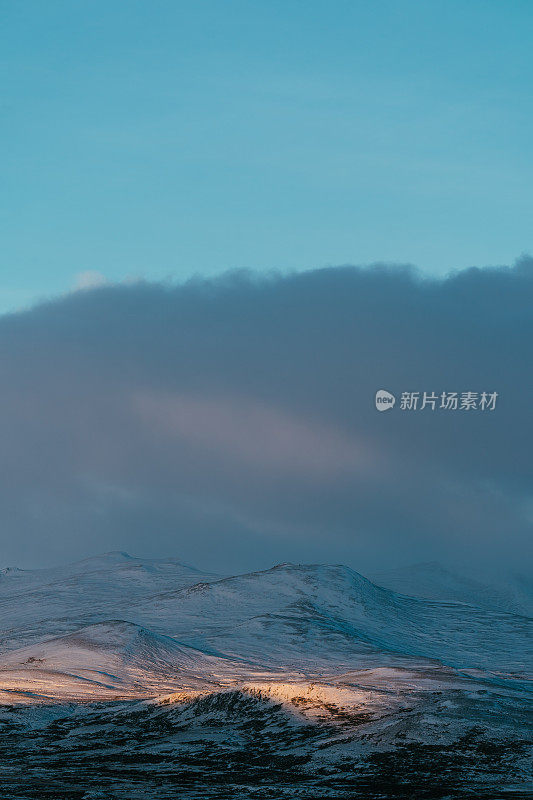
[2,1,533,312]
[1,3,531,576]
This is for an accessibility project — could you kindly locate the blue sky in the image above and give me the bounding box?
[2,0,533,312]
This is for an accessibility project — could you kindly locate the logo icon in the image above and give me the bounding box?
[375,389,396,411]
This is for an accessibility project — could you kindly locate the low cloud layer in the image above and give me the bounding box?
[0,259,531,574]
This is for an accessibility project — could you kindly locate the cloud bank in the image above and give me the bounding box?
[0,259,531,574]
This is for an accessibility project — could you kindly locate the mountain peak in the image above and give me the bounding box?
[101,551,134,560]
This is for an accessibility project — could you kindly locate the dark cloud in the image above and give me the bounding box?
[0,259,531,574]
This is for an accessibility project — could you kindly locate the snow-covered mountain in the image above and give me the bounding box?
[0,551,219,652]
[0,553,531,798]
[135,561,531,673]
[1,555,531,695]
[0,621,227,702]
[371,561,533,616]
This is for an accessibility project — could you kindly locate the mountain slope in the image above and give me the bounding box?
[0,552,219,652]
[134,562,532,675]
[0,620,227,702]
[371,561,533,616]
